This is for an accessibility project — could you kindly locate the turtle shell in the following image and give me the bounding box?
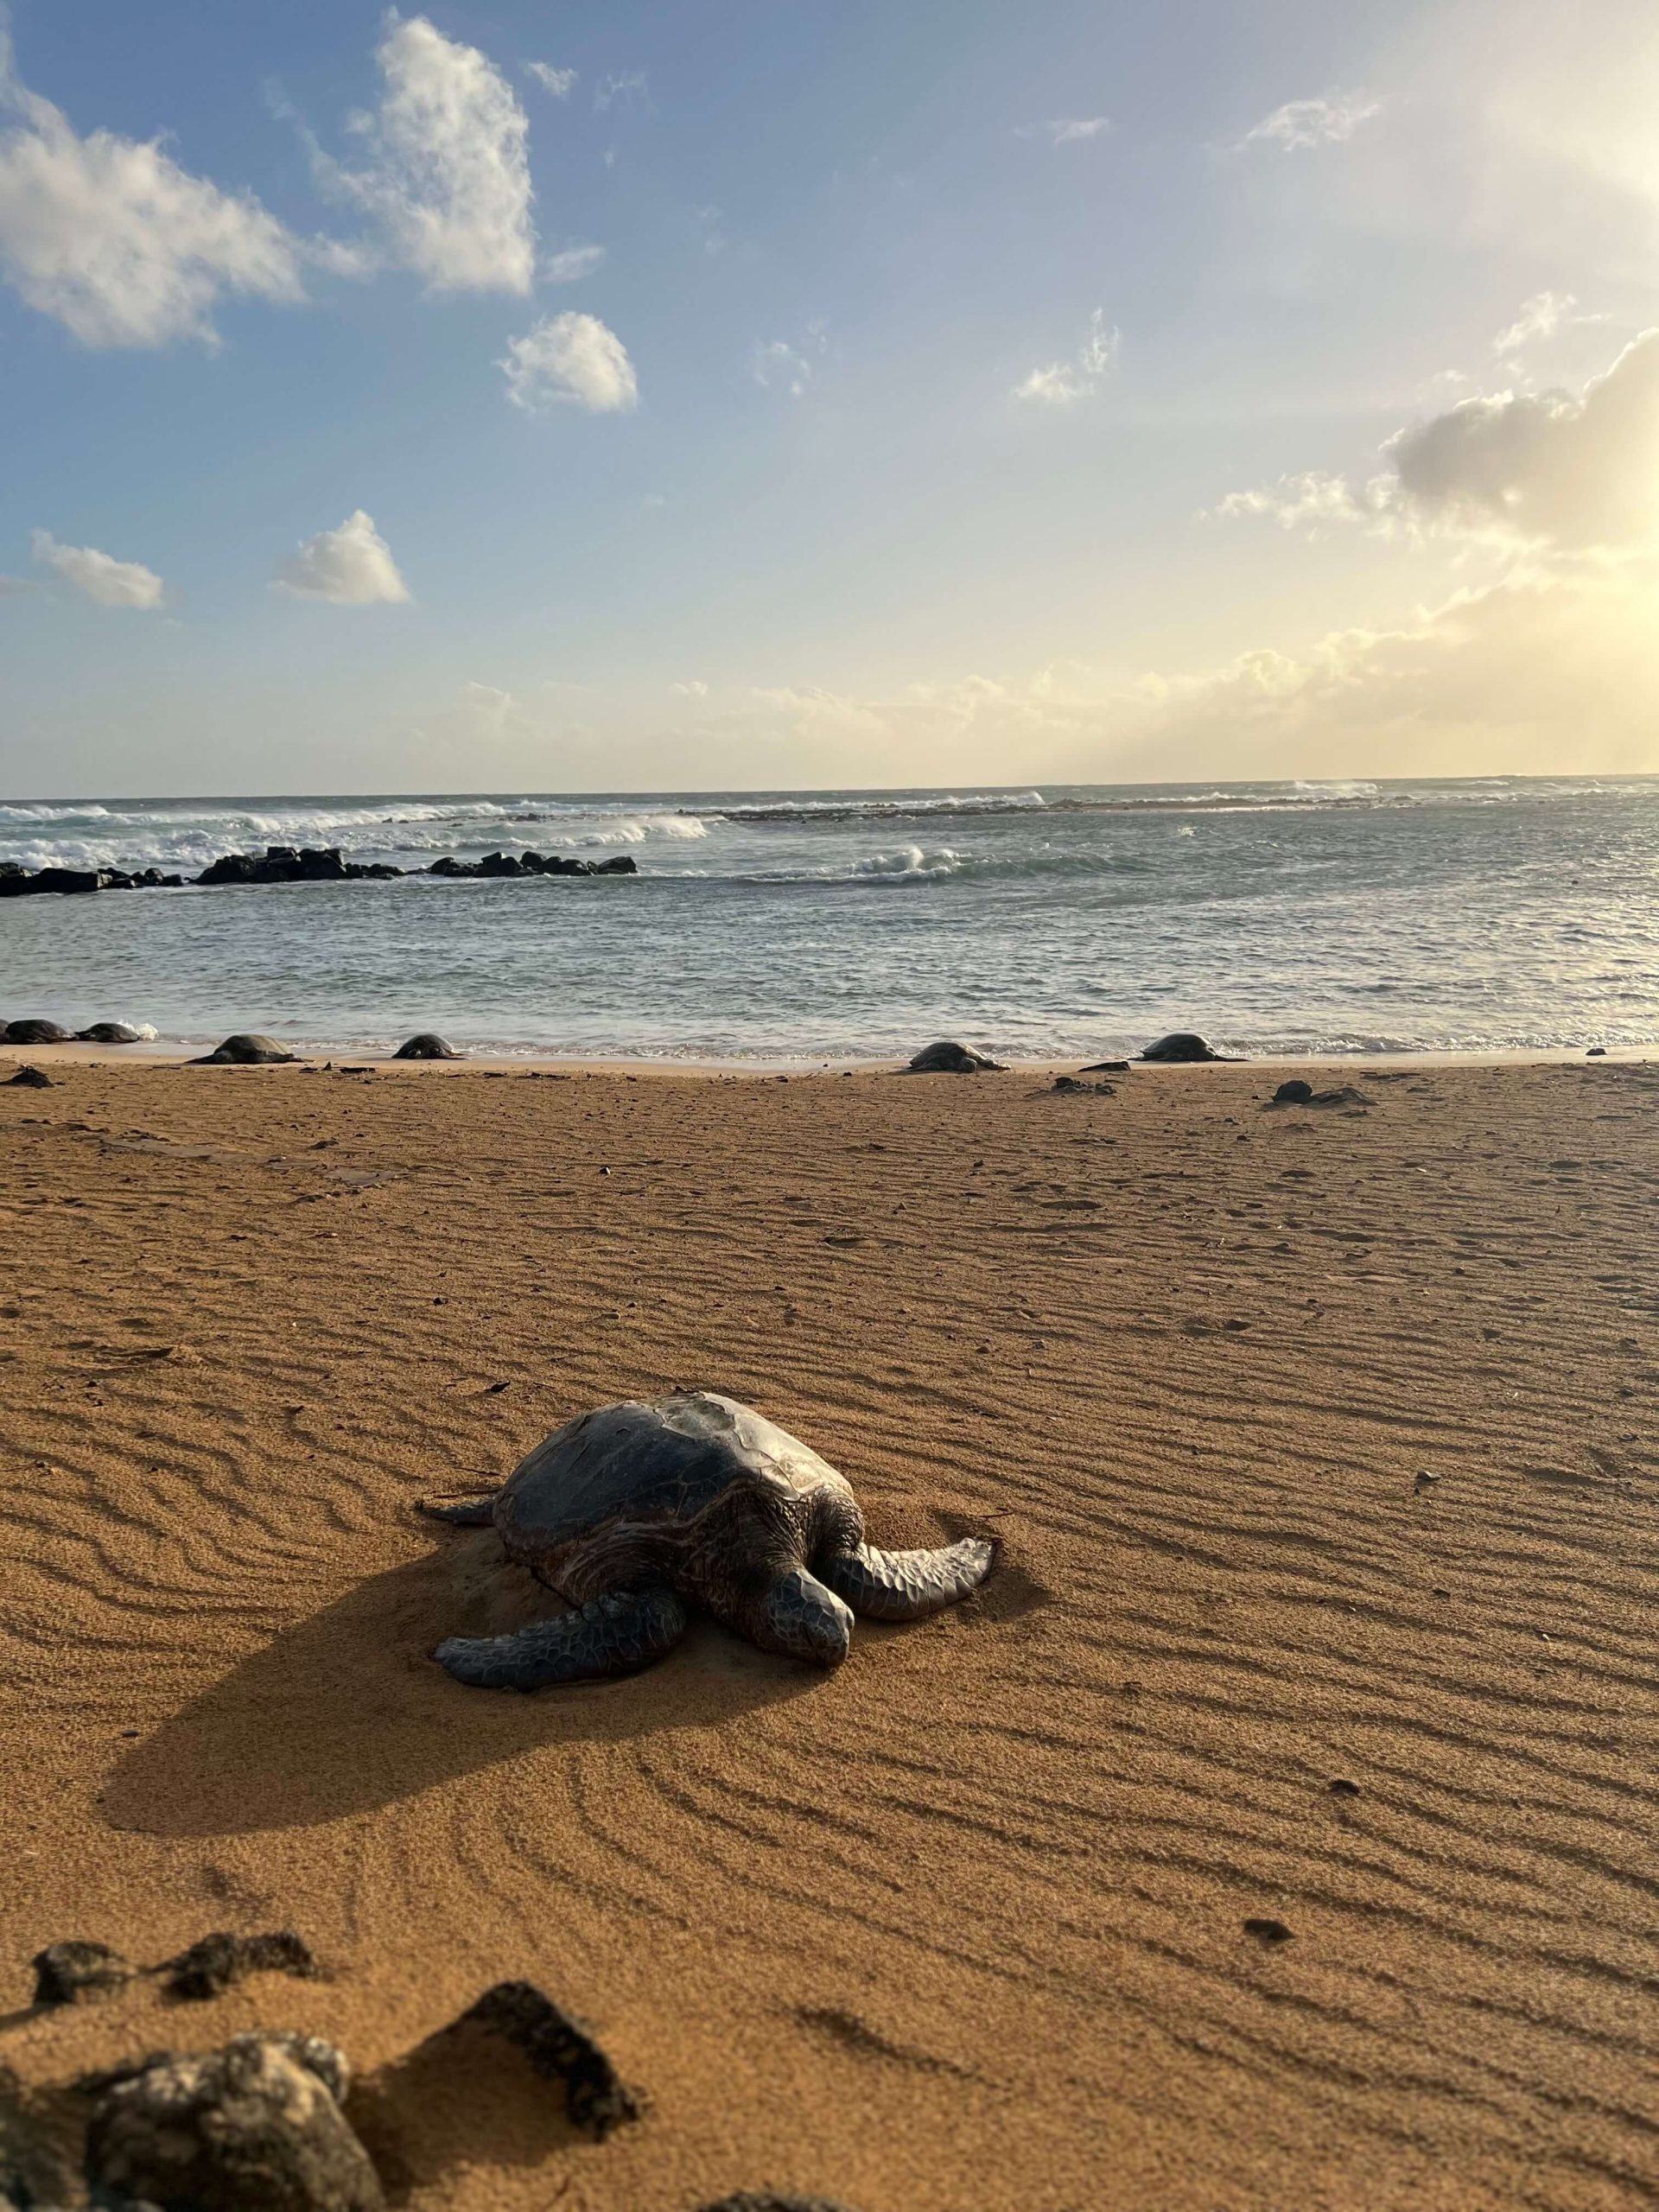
[393,1033,464,1059]
[3,1019,73,1045]
[493,1393,853,1576]
[196,1033,297,1065]
[1140,1032,1226,1063]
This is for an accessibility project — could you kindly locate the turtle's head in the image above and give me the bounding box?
[754,1568,854,1667]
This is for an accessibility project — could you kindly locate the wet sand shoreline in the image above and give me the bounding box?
[2,1058,1655,2209]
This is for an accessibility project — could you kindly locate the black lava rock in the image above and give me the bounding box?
[1272,1079,1315,1105]
[423,849,636,880]
[5,1065,53,1088]
[435,1982,638,2139]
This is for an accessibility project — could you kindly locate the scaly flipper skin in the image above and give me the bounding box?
[435,1586,688,1689]
[418,1493,499,1526]
[817,1536,996,1621]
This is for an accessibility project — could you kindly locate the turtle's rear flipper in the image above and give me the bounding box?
[418,1492,499,1526]
[434,1586,688,1690]
[817,1537,995,1621]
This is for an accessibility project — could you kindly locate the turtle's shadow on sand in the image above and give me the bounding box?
[102,1533,828,1839]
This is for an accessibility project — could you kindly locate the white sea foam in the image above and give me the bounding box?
[847,845,965,878]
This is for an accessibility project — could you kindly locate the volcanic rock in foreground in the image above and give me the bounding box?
[82,2033,383,2212]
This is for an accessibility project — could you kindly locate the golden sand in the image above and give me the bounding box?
[1,1056,1656,2209]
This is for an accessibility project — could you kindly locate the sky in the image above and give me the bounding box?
[2,0,1657,797]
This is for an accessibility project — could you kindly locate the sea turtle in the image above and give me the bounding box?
[423,1391,995,1689]
[76,1022,144,1044]
[1139,1032,1231,1063]
[393,1033,465,1059]
[906,1040,1007,1073]
[192,1034,298,1065]
[2,1019,73,1045]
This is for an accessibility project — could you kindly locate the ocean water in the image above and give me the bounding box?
[2,778,1656,1061]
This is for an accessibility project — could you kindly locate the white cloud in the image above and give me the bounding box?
[671,679,709,697]
[1014,308,1119,405]
[30,529,164,608]
[524,63,577,100]
[318,14,534,295]
[1236,90,1381,152]
[1493,291,1577,356]
[542,242,605,283]
[1388,333,1659,545]
[690,563,1659,782]
[0,31,304,346]
[1046,118,1109,144]
[1119,568,1659,777]
[275,510,410,604]
[1218,334,1659,551]
[500,311,639,412]
[461,680,518,734]
[594,73,650,114]
[1212,471,1378,531]
[752,339,812,397]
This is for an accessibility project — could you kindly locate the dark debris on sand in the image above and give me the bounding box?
[160,1929,319,2002]
[30,1928,317,2011]
[697,2197,863,2212]
[30,1941,137,2008]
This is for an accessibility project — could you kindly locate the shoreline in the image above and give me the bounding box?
[4,1039,1654,1075]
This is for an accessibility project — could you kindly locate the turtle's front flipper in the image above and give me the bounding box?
[434,1586,687,1690]
[419,1491,498,1526]
[817,1537,995,1621]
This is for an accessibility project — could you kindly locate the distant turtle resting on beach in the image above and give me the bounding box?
[1140,1032,1232,1063]
[907,1040,1007,1073]
[191,1033,297,1065]
[393,1033,465,1059]
[423,1391,995,1688]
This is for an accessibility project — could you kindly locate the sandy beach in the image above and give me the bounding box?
[2,1052,1655,2211]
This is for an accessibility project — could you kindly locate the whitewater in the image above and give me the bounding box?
[2,778,1655,1060]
